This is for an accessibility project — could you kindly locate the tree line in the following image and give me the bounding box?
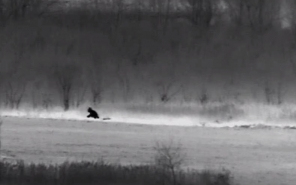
[0,0,295,110]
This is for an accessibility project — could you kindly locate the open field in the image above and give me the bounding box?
[1,117,296,185]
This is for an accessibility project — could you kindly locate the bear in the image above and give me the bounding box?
[87,107,99,119]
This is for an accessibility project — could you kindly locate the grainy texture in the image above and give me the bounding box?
[1,117,296,185]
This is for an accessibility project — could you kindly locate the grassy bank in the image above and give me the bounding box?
[0,160,232,185]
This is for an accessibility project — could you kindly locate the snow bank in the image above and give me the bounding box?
[1,107,296,129]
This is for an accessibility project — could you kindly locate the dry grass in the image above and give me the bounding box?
[0,160,232,185]
[0,125,233,185]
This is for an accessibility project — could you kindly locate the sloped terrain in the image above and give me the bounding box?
[1,117,296,185]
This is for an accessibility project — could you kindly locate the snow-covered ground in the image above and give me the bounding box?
[1,106,296,129]
[0,117,296,185]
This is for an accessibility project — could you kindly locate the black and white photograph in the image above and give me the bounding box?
[0,0,296,185]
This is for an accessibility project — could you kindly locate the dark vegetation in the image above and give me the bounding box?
[0,0,294,112]
[0,160,232,185]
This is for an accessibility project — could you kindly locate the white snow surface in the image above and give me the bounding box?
[1,109,296,129]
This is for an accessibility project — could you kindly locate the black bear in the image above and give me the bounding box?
[87,107,99,119]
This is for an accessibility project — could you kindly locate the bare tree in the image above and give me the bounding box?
[109,0,126,31]
[4,80,26,109]
[183,0,215,27]
[90,75,103,106]
[263,80,274,104]
[53,64,79,111]
[30,80,44,109]
[72,83,87,108]
[199,85,209,104]
[0,0,60,20]
[3,41,27,109]
[275,70,285,105]
[147,0,173,34]
[148,0,163,29]
[0,119,2,160]
[156,81,182,103]
[225,0,279,32]
[162,0,173,35]
[245,0,273,32]
[88,55,105,106]
[41,93,52,109]
[224,0,245,26]
[262,76,284,105]
[115,62,131,102]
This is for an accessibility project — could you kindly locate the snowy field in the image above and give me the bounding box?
[2,103,296,129]
[1,116,296,185]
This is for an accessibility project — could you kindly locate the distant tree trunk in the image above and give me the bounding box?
[4,81,26,109]
[62,86,71,111]
[115,63,131,102]
[0,119,2,159]
[53,64,79,111]
[73,84,87,108]
[186,0,214,27]
[89,55,105,106]
[263,80,274,104]
[237,0,244,26]
[113,0,124,31]
[162,0,172,35]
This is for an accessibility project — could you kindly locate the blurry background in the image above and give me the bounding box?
[0,0,296,123]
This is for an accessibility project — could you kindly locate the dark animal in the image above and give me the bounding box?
[87,107,99,119]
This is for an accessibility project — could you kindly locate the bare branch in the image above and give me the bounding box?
[53,64,79,111]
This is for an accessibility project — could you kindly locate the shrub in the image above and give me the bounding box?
[153,140,185,185]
